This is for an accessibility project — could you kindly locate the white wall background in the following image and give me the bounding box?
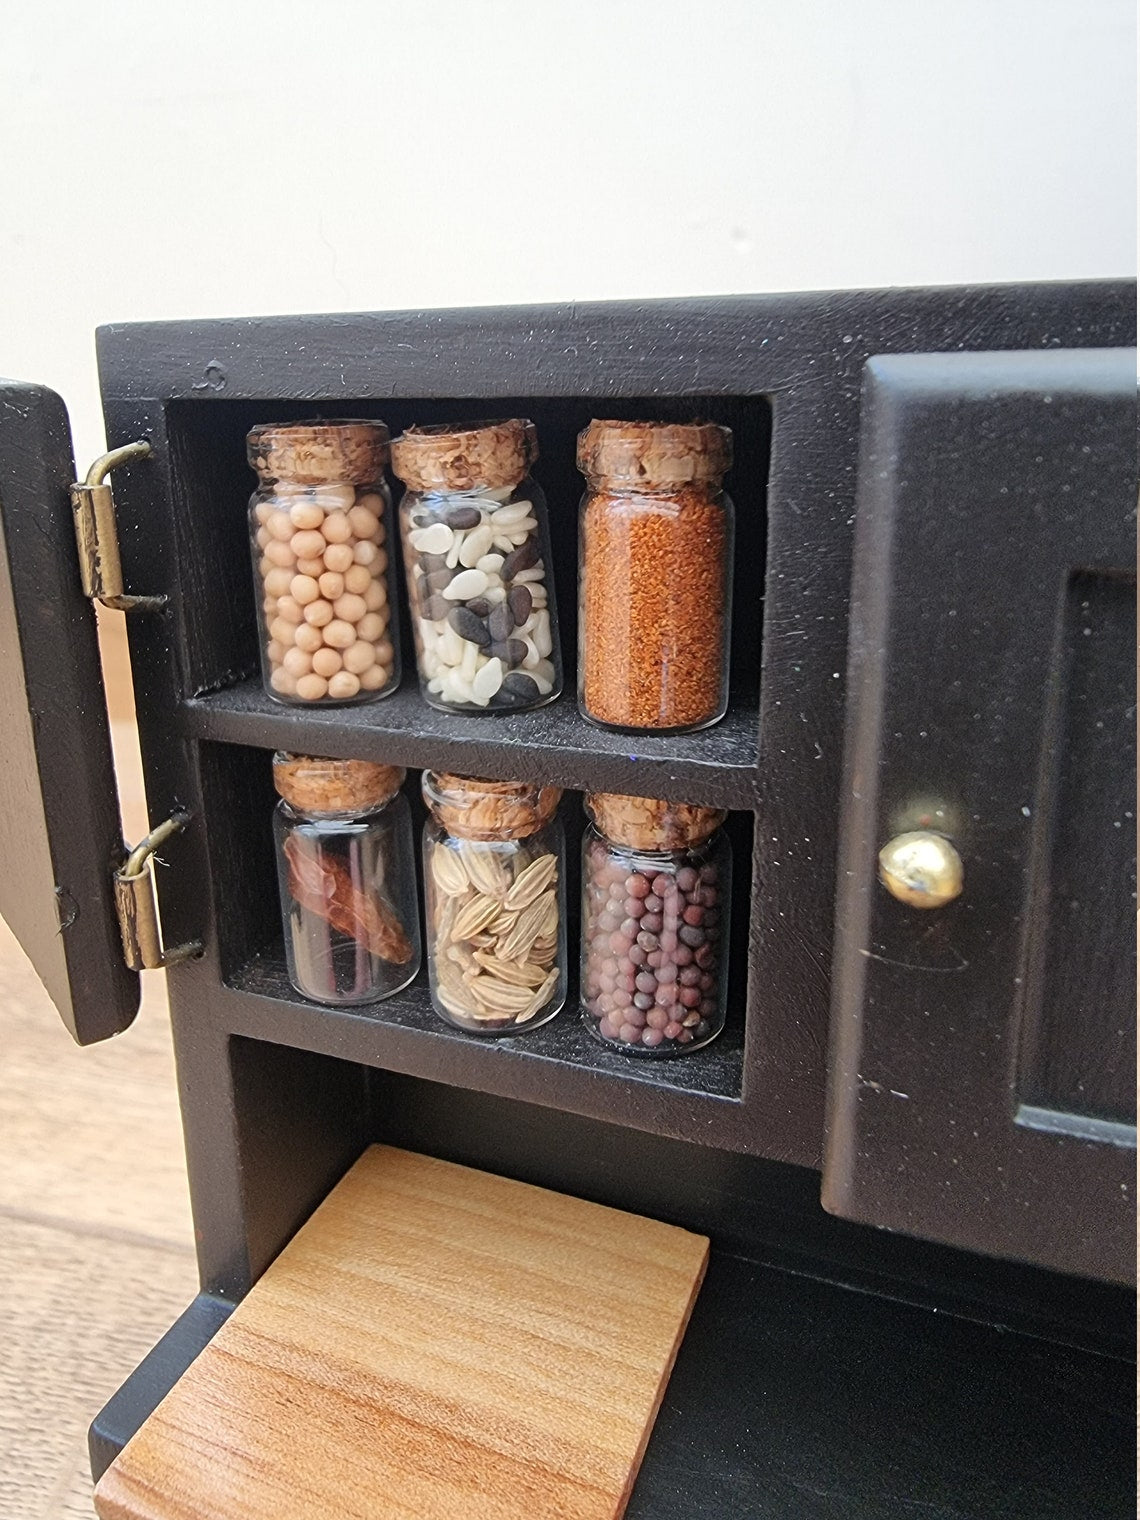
[1,0,1134,465]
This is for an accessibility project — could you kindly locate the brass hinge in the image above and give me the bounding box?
[71,441,166,611]
[113,811,202,971]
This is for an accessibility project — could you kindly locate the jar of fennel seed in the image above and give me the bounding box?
[391,419,562,713]
[248,420,400,705]
[577,420,733,733]
[422,772,566,1034]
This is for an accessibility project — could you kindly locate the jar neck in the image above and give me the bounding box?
[408,475,528,500]
[429,815,548,843]
[587,820,717,856]
[255,475,383,490]
[584,793,725,852]
[582,476,723,498]
[278,796,394,824]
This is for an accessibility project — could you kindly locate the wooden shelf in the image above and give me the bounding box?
[221,949,748,1151]
[94,1146,709,1520]
[181,680,759,810]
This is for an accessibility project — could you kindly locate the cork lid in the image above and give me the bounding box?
[423,771,561,841]
[390,419,537,494]
[248,420,390,485]
[585,792,725,851]
[577,420,732,486]
[273,754,404,814]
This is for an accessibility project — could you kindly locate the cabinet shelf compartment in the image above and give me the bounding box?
[161,392,769,792]
[194,736,755,1150]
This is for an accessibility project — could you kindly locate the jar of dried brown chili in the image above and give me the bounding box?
[577,420,733,733]
[272,754,421,1006]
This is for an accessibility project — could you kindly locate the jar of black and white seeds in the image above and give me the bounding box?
[581,792,731,1055]
[422,772,566,1034]
[248,420,400,705]
[391,419,562,712]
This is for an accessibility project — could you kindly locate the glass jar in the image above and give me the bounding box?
[580,792,731,1055]
[422,771,566,1032]
[391,419,562,713]
[272,754,420,1005]
[248,420,401,705]
[577,420,733,733]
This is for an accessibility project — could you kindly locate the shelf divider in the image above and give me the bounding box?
[183,682,759,809]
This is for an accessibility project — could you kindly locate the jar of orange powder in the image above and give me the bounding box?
[576,420,733,733]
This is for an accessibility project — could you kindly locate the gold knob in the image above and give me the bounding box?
[878,831,963,909]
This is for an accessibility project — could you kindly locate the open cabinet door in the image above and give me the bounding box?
[0,380,140,1042]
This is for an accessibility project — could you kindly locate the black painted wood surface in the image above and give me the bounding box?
[629,1251,1134,1520]
[89,1293,233,1483]
[826,348,1137,1283]
[0,382,138,1042]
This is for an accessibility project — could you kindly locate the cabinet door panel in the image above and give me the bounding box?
[0,382,139,1042]
[825,348,1136,1284]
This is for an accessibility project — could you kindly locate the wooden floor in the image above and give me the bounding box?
[1,623,199,1520]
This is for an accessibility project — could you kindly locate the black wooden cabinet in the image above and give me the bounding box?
[0,283,1134,1517]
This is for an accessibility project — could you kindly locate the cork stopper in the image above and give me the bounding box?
[423,771,561,841]
[577,420,732,487]
[585,792,725,852]
[248,420,390,486]
[273,754,404,814]
[390,419,537,494]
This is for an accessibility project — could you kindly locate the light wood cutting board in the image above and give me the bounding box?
[94,1144,709,1520]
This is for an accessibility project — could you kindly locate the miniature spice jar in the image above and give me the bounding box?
[272,754,420,1005]
[422,771,566,1033]
[580,791,731,1055]
[248,420,400,705]
[391,419,562,712]
[577,420,734,733]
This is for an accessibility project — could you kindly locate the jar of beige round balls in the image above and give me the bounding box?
[247,419,401,706]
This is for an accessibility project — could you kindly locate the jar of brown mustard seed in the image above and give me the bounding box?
[248,420,400,705]
[580,792,731,1056]
[422,772,566,1034]
[577,420,733,733]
